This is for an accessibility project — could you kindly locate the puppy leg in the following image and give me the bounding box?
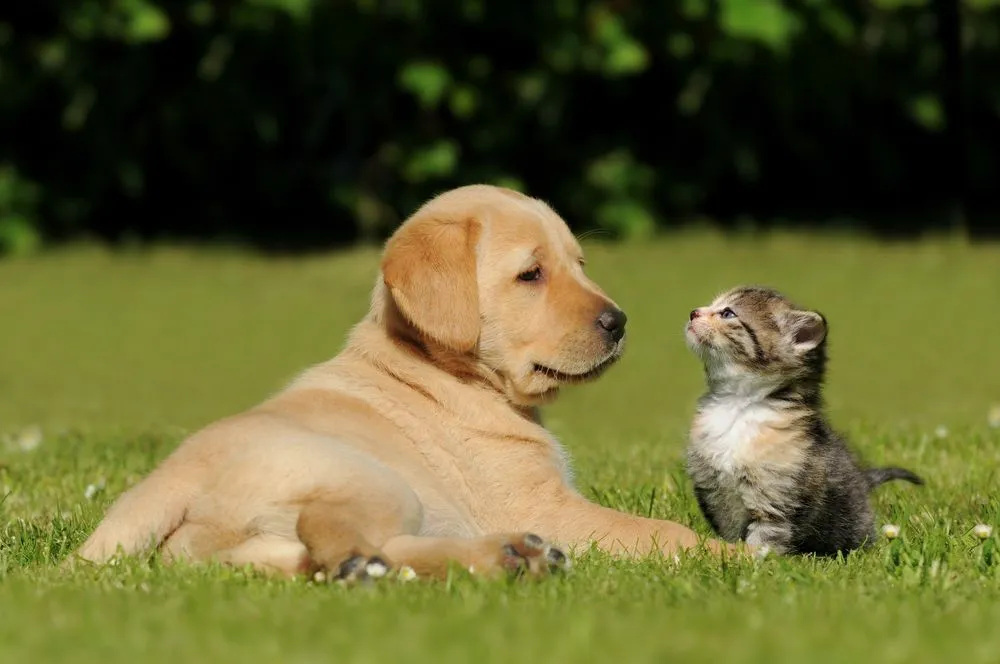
[159,522,309,576]
[159,510,387,581]
[295,498,401,583]
[160,521,240,563]
[214,535,311,576]
[381,532,570,580]
[529,491,742,559]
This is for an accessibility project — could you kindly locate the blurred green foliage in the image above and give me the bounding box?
[0,0,997,253]
[0,165,42,256]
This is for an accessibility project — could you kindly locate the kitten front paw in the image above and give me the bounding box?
[745,522,791,557]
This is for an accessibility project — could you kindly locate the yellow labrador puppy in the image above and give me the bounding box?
[74,184,727,581]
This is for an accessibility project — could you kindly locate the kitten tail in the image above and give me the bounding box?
[865,466,925,489]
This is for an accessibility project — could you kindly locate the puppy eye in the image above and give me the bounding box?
[517,267,543,282]
[720,307,737,319]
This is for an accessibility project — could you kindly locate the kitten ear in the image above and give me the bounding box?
[787,310,827,352]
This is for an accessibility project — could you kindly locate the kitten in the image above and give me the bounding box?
[684,285,923,556]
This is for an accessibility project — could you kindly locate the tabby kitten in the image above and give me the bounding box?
[684,285,923,556]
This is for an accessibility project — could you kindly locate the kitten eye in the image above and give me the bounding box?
[720,307,737,319]
[517,267,543,282]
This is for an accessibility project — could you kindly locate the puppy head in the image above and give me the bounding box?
[380,184,626,405]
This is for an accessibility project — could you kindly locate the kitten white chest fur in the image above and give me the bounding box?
[692,398,775,474]
[688,396,779,539]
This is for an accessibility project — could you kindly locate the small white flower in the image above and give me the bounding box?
[312,571,326,583]
[398,565,418,582]
[973,524,993,540]
[83,478,106,500]
[881,524,901,539]
[988,405,1000,429]
[15,426,43,452]
[934,425,949,439]
[753,545,772,560]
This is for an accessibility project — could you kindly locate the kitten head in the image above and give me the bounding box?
[685,285,827,395]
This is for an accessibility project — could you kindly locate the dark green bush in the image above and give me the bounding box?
[0,0,997,254]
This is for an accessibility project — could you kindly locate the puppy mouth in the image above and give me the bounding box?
[532,351,622,384]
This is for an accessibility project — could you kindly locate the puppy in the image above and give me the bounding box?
[73,184,731,581]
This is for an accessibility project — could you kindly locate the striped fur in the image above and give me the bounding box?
[684,286,923,556]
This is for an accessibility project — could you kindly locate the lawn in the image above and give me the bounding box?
[1,230,999,664]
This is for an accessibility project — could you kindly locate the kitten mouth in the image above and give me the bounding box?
[685,323,706,344]
[685,328,716,361]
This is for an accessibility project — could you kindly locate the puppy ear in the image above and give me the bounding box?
[786,310,827,352]
[381,215,481,352]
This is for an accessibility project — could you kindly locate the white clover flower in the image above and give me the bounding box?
[973,524,993,540]
[312,571,327,583]
[15,426,43,452]
[83,478,106,500]
[881,524,901,539]
[934,425,949,439]
[988,405,1000,429]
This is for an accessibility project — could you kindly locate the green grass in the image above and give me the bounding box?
[2,230,999,664]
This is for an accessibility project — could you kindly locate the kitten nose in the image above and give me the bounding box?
[597,307,627,343]
[689,309,702,321]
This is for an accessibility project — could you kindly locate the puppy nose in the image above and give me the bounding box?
[690,309,702,321]
[597,307,627,343]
